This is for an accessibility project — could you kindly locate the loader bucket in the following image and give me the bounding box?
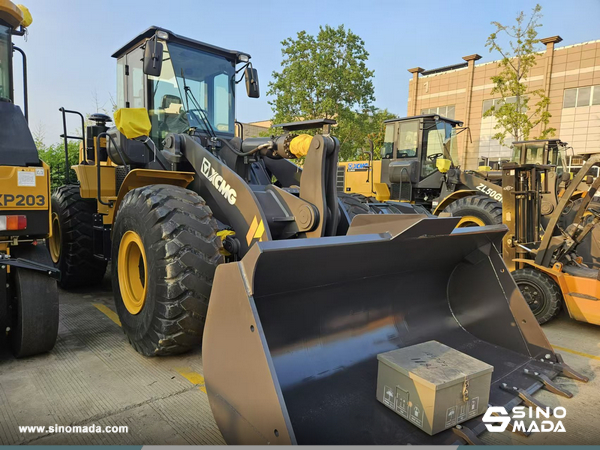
[203,217,569,445]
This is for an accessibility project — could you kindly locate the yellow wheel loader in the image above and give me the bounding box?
[0,0,59,357]
[49,27,587,444]
[339,114,569,226]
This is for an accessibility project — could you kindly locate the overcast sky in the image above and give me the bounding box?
[11,0,600,146]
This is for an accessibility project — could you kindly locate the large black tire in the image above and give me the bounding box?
[112,185,223,356]
[512,268,562,325]
[9,244,59,357]
[49,185,107,288]
[337,193,373,234]
[443,195,502,227]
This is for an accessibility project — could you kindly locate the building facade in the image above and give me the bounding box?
[407,37,600,169]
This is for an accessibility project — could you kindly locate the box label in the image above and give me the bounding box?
[395,386,409,418]
[468,397,480,418]
[382,385,395,409]
[409,404,423,428]
[35,168,45,177]
[457,402,467,422]
[445,405,457,428]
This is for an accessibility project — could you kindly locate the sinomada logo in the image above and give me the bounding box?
[201,158,237,205]
[483,406,566,433]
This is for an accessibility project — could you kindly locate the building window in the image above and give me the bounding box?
[564,85,600,108]
[482,97,518,116]
[421,105,455,119]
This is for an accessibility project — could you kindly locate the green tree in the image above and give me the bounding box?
[38,141,79,191]
[484,4,555,145]
[267,25,393,160]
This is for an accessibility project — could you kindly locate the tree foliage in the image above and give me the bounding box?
[484,4,555,145]
[267,25,394,160]
[37,140,79,191]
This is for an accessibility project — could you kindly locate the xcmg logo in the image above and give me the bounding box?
[347,162,369,172]
[201,158,237,205]
[482,406,566,433]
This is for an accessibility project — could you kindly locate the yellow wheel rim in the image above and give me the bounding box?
[49,212,61,263]
[118,230,148,315]
[457,215,486,228]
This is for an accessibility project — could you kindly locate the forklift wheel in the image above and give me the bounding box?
[443,195,502,227]
[49,185,107,288]
[112,185,224,356]
[512,268,562,324]
[9,244,59,357]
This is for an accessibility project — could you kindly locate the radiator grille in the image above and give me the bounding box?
[336,166,345,191]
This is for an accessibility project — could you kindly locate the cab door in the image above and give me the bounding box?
[124,46,146,109]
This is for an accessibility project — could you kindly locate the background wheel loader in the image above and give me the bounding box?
[48,26,588,445]
[0,0,59,358]
[340,114,569,225]
[340,115,600,266]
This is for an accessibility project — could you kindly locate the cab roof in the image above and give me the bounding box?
[512,139,564,145]
[111,26,251,62]
[384,114,464,127]
[0,0,24,28]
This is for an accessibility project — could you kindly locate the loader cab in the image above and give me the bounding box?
[510,139,567,177]
[381,114,462,201]
[112,27,256,149]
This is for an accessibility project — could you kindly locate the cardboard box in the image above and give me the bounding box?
[376,341,493,435]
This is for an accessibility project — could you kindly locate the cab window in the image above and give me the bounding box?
[396,121,418,158]
[382,123,395,159]
[0,25,11,102]
[422,128,445,177]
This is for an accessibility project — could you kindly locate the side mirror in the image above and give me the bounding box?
[143,39,163,77]
[245,66,260,98]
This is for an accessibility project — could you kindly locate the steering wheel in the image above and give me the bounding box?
[427,153,444,162]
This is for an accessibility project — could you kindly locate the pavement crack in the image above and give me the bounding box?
[20,384,200,445]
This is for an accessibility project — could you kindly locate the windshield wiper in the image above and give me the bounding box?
[179,69,217,139]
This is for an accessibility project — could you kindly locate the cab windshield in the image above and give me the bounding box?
[0,24,12,102]
[149,42,236,145]
[421,119,458,177]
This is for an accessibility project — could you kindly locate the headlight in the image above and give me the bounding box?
[238,54,249,63]
[156,30,169,40]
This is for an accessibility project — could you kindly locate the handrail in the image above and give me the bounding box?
[58,107,85,185]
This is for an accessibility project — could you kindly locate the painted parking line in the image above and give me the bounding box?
[552,344,600,361]
[92,303,122,327]
[91,304,207,392]
[175,367,207,393]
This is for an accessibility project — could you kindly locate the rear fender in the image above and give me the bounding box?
[111,169,194,225]
[432,189,477,215]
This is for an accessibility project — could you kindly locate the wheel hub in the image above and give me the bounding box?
[48,212,61,263]
[118,230,148,315]
[518,281,544,316]
[457,215,486,227]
